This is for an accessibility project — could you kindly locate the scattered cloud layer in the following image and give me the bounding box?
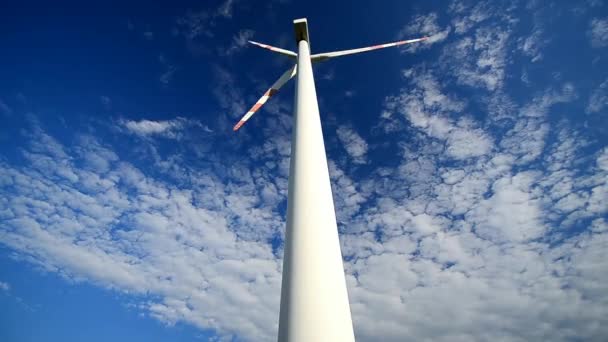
[0,128,284,341]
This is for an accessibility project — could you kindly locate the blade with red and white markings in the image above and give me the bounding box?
[248,41,297,60]
[233,65,297,132]
[310,37,428,62]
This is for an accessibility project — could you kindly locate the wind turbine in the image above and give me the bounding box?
[233,18,426,342]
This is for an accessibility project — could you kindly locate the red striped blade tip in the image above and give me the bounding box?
[233,121,245,131]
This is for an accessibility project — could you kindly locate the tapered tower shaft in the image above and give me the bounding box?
[277,19,355,342]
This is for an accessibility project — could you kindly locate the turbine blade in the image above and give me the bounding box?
[249,40,297,59]
[310,37,428,62]
[233,65,297,132]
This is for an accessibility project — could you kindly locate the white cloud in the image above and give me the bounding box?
[177,10,213,40]
[0,281,9,292]
[176,0,239,40]
[336,126,369,164]
[158,55,178,85]
[329,161,369,223]
[399,13,450,52]
[441,2,520,92]
[100,96,111,110]
[468,173,545,243]
[449,2,492,34]
[586,78,608,113]
[340,131,608,340]
[446,125,492,159]
[0,99,12,116]
[160,66,177,85]
[597,147,608,171]
[120,117,202,139]
[588,17,608,48]
[499,84,577,164]
[520,83,576,117]
[212,66,247,120]
[75,135,119,174]
[321,68,335,81]
[518,27,547,62]
[382,69,492,160]
[122,119,179,135]
[221,29,255,56]
[447,26,510,91]
[216,0,236,19]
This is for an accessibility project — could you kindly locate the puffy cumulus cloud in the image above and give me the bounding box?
[588,17,608,48]
[336,125,369,164]
[445,123,492,159]
[468,172,545,243]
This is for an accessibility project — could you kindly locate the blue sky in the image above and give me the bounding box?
[1,0,607,341]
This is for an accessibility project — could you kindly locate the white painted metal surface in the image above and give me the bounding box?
[310,37,428,62]
[277,28,356,342]
[248,40,298,60]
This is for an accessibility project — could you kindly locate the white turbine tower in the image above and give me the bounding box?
[233,18,426,342]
